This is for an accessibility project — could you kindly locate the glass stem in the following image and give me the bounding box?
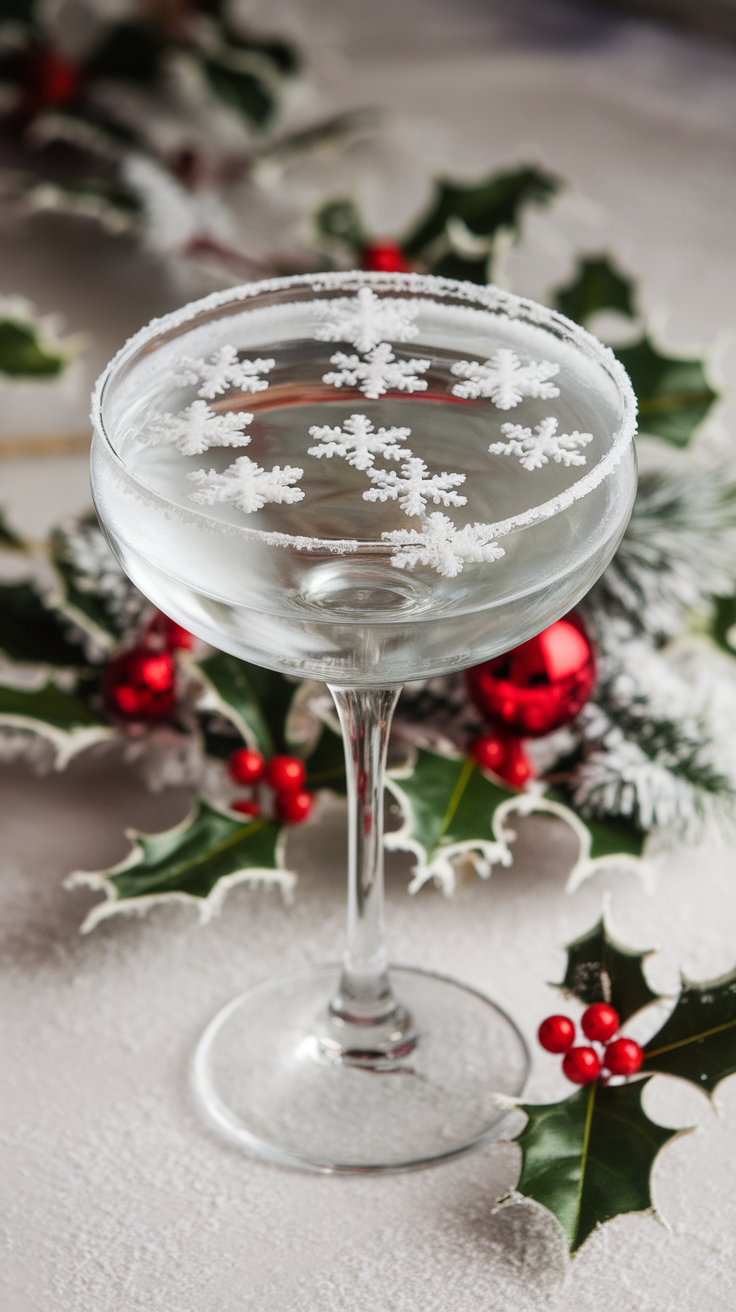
[328,685,403,1028]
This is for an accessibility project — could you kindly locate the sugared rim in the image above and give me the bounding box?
[91,270,638,551]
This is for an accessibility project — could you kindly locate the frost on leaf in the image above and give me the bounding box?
[383,513,505,578]
[141,400,254,457]
[175,346,275,399]
[308,413,412,472]
[314,287,421,353]
[188,457,304,514]
[451,349,560,409]
[322,342,430,400]
[489,417,593,470]
[365,457,467,517]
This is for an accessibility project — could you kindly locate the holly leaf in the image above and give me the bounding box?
[558,915,659,1023]
[385,748,517,893]
[514,1079,678,1253]
[314,198,368,253]
[0,682,114,767]
[0,510,24,548]
[48,520,145,647]
[403,166,559,262]
[194,652,299,757]
[66,799,296,932]
[643,965,736,1094]
[204,56,276,128]
[0,581,90,667]
[0,319,66,379]
[554,255,636,325]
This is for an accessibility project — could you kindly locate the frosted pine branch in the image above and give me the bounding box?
[384,513,505,578]
[308,413,412,472]
[142,401,253,457]
[175,346,275,399]
[365,457,467,517]
[490,417,592,470]
[314,288,421,353]
[451,349,560,409]
[188,457,304,514]
[323,342,430,400]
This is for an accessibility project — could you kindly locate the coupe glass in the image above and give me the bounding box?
[91,271,637,1172]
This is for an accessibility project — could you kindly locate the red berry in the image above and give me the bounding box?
[538,1015,575,1054]
[232,799,260,818]
[581,1002,619,1043]
[147,612,194,650]
[265,755,306,793]
[470,734,505,773]
[604,1038,643,1077]
[562,1046,602,1085]
[228,748,265,785]
[134,652,176,692]
[104,647,176,721]
[501,738,534,787]
[275,789,313,824]
[362,241,411,273]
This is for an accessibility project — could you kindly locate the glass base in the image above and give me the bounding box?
[193,964,530,1173]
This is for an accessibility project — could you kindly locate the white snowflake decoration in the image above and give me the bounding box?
[322,342,430,400]
[489,417,593,470]
[141,400,253,457]
[314,287,421,353]
[188,457,304,514]
[383,514,505,579]
[175,346,275,399]
[365,457,467,517]
[308,413,412,472]
[450,349,560,409]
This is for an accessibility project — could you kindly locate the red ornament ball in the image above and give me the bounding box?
[466,613,596,738]
[581,1002,620,1043]
[362,241,411,273]
[228,748,265,786]
[275,789,314,824]
[104,648,176,721]
[562,1046,602,1085]
[231,799,260,818]
[265,755,306,793]
[538,1014,576,1054]
[604,1037,644,1077]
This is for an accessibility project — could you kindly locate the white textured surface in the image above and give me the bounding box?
[3,3,736,1307]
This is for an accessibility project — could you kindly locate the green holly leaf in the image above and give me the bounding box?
[66,799,296,932]
[643,965,736,1094]
[0,581,90,667]
[0,319,66,379]
[0,509,24,548]
[514,1079,678,1253]
[0,682,113,767]
[314,198,368,253]
[48,520,145,647]
[403,166,559,263]
[194,652,277,755]
[558,915,659,1023]
[585,813,646,863]
[385,748,517,893]
[84,20,163,85]
[554,255,636,326]
[204,55,276,128]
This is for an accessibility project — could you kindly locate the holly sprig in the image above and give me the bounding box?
[511,914,736,1253]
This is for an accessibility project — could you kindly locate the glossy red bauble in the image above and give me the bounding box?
[362,241,411,273]
[275,789,314,824]
[265,755,306,793]
[581,1002,620,1044]
[538,1015,576,1054]
[604,1037,644,1077]
[231,799,260,818]
[466,613,596,738]
[562,1046,602,1085]
[104,648,176,721]
[228,748,266,786]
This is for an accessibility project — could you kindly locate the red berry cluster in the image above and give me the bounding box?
[361,241,411,273]
[104,612,194,722]
[228,749,314,826]
[538,1003,644,1085]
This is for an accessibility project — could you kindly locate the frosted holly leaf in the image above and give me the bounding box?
[188,457,304,514]
[383,513,505,578]
[141,401,254,457]
[490,417,593,470]
[314,288,421,353]
[451,348,560,409]
[175,346,275,399]
[308,413,412,472]
[365,457,467,518]
[322,342,431,400]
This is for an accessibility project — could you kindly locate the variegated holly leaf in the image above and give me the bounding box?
[555,256,636,325]
[0,317,67,378]
[643,965,736,1094]
[194,651,281,756]
[0,581,90,667]
[558,914,659,1023]
[49,518,147,647]
[66,799,296,932]
[0,509,24,548]
[514,1079,678,1253]
[0,682,114,767]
